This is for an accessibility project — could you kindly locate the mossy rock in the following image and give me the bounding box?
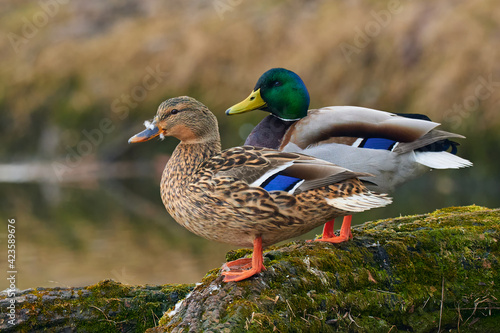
[0,280,194,332]
[151,206,500,333]
[1,206,498,332]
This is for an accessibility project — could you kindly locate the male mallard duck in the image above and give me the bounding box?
[129,96,392,282]
[226,68,472,244]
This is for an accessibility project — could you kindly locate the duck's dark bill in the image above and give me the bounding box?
[225,89,267,115]
[128,126,160,143]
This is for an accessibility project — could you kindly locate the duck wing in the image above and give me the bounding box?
[207,146,371,194]
[279,106,440,150]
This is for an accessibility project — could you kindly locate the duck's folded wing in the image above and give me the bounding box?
[212,146,371,194]
[392,129,464,154]
[280,106,440,149]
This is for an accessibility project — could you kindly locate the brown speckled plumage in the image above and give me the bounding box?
[161,143,384,247]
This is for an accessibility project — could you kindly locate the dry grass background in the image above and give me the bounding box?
[2,0,499,154]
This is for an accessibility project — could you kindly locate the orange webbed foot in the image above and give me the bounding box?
[221,236,266,282]
[221,265,266,282]
[221,258,253,272]
[314,230,353,243]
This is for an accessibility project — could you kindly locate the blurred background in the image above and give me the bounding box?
[1,0,499,289]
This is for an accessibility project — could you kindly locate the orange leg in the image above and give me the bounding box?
[313,215,353,243]
[307,218,335,242]
[322,219,336,238]
[221,236,266,282]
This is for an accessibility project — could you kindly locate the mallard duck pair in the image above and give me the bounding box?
[129,70,471,282]
[226,68,472,243]
[129,96,392,282]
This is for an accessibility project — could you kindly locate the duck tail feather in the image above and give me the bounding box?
[414,151,473,169]
[325,192,392,213]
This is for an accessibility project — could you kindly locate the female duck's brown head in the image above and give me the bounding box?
[129,96,220,144]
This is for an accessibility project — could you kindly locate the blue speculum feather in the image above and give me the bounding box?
[360,138,396,151]
[261,173,302,192]
[359,137,459,154]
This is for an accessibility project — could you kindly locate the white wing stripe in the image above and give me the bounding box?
[352,138,363,147]
[250,161,294,187]
[288,179,305,194]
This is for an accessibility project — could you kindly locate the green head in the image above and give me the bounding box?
[226,68,310,120]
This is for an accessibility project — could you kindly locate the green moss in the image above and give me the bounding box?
[222,299,259,325]
[225,248,253,262]
[201,268,221,284]
[85,279,132,297]
[430,205,489,215]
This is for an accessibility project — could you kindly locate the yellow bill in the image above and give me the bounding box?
[225,89,267,115]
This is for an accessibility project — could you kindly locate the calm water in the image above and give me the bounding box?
[2,162,497,290]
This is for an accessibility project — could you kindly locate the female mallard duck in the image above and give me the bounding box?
[129,96,392,282]
[226,68,472,244]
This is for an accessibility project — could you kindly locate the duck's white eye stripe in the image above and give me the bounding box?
[144,120,156,130]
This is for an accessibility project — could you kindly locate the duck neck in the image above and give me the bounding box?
[162,140,222,186]
[244,115,295,149]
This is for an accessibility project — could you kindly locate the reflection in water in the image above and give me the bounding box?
[0,157,498,290]
[1,176,237,290]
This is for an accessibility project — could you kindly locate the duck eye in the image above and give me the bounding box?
[273,81,281,87]
[171,109,179,115]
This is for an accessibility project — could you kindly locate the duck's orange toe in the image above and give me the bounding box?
[222,258,253,272]
[313,231,353,244]
[221,264,266,282]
